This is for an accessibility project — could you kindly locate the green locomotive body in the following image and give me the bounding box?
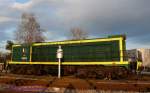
[11,35,126,65]
[8,35,142,79]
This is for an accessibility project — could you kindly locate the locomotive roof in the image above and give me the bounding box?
[13,35,126,47]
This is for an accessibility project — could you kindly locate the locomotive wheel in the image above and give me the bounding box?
[87,70,97,79]
[110,66,128,79]
[76,69,88,78]
[96,70,105,79]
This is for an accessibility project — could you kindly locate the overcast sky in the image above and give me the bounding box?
[0,0,150,52]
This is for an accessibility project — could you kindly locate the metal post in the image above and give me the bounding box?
[58,58,61,78]
[57,45,63,79]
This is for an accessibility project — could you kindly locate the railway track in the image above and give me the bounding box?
[0,74,150,92]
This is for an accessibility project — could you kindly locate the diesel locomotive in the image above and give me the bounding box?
[7,35,142,79]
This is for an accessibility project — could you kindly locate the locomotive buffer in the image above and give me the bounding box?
[57,45,63,78]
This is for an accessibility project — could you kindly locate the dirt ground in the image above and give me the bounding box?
[0,74,150,93]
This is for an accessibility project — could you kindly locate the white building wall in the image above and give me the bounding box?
[138,49,150,67]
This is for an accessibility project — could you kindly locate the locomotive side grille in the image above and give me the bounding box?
[31,40,120,62]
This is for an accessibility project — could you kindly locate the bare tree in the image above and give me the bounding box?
[15,13,45,44]
[70,27,88,40]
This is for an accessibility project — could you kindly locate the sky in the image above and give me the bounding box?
[0,0,150,52]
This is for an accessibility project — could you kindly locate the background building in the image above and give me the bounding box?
[127,48,150,67]
[138,49,150,67]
